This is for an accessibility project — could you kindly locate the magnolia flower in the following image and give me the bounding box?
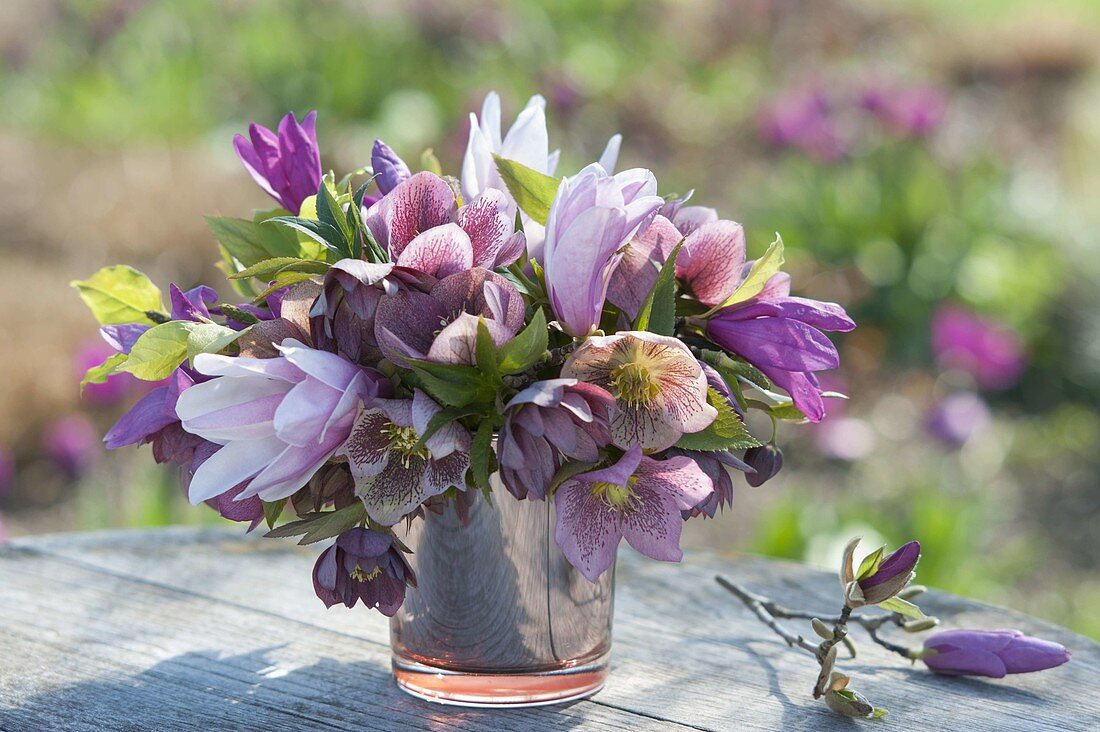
[840,538,921,608]
[554,446,712,582]
[562,331,716,452]
[706,275,855,422]
[498,379,617,500]
[371,139,411,195]
[233,111,321,215]
[462,92,554,204]
[177,339,383,503]
[363,171,524,273]
[312,527,415,615]
[310,259,434,365]
[340,389,470,526]
[374,267,525,367]
[543,165,663,337]
[921,629,1070,678]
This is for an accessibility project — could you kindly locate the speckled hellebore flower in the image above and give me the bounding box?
[921,629,1070,678]
[498,379,617,500]
[176,339,383,503]
[562,331,717,452]
[669,448,750,518]
[542,164,664,337]
[340,389,470,526]
[840,538,921,608]
[363,171,524,274]
[233,111,322,215]
[312,527,415,615]
[554,446,713,582]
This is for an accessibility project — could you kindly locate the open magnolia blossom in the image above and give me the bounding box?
[77,90,855,617]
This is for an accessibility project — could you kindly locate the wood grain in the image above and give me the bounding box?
[0,527,1096,731]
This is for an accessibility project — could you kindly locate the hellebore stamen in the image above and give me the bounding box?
[592,476,640,513]
[349,564,383,583]
[382,424,428,467]
[611,361,660,408]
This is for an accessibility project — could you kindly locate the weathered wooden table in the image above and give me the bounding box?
[1,528,1096,731]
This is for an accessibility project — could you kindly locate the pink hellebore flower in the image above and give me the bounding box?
[562,331,717,452]
[363,171,525,276]
[340,389,471,526]
[554,445,713,582]
[543,164,664,337]
[233,111,322,215]
[176,339,383,504]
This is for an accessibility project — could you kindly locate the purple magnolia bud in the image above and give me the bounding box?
[312,527,416,615]
[857,540,920,605]
[233,111,322,215]
[922,629,1070,678]
[743,444,783,487]
[371,139,411,195]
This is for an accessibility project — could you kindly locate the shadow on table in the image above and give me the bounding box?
[1,648,596,732]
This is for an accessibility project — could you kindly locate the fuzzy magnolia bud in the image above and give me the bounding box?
[839,537,921,608]
[811,618,835,640]
[822,673,887,720]
[903,617,940,633]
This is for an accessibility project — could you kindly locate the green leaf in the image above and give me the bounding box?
[634,239,684,335]
[470,420,494,493]
[420,148,442,176]
[768,401,808,422]
[674,388,762,452]
[498,308,548,374]
[408,360,498,408]
[718,234,785,308]
[184,323,246,362]
[228,257,330,281]
[262,499,287,530]
[252,270,317,302]
[492,155,560,226]
[316,180,355,259]
[474,318,501,380]
[80,352,128,391]
[410,405,484,453]
[856,547,886,581]
[206,216,304,267]
[264,503,367,545]
[71,266,166,325]
[877,596,926,619]
[267,216,346,258]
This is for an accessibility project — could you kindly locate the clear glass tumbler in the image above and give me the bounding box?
[389,479,615,707]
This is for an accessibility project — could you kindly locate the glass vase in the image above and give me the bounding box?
[389,479,615,707]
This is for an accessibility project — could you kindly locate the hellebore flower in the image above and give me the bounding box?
[363,171,524,272]
[563,331,716,452]
[340,389,470,526]
[743,444,783,487]
[498,379,617,500]
[543,164,664,337]
[371,139,411,195]
[374,267,525,367]
[233,111,322,215]
[310,259,434,365]
[669,448,750,518]
[840,538,921,608]
[931,305,1026,391]
[606,214,683,321]
[176,339,383,504]
[554,445,713,582]
[921,629,1070,678]
[312,527,415,615]
[706,275,855,422]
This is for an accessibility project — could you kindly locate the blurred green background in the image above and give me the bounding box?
[1,0,1098,637]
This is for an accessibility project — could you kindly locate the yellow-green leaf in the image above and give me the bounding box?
[492,155,560,226]
[719,234,785,308]
[71,266,165,325]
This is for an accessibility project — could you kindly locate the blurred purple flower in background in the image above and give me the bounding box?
[233,111,322,215]
[0,444,14,497]
[76,339,140,406]
[43,415,100,478]
[861,84,947,136]
[922,629,1070,678]
[931,305,1026,391]
[925,391,992,447]
[759,87,848,161]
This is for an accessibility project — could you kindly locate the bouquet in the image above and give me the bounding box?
[74,91,855,616]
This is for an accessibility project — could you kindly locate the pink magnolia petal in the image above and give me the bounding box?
[272,376,342,447]
[395,223,474,279]
[676,220,746,306]
[187,436,285,504]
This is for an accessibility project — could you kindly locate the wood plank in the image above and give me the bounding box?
[2,528,1098,731]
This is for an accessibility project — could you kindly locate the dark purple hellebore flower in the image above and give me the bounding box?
[743,444,783,487]
[310,259,434,365]
[706,277,855,423]
[312,527,416,615]
[498,379,617,501]
[371,139,411,195]
[233,111,322,215]
[670,449,750,519]
[922,629,1070,678]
